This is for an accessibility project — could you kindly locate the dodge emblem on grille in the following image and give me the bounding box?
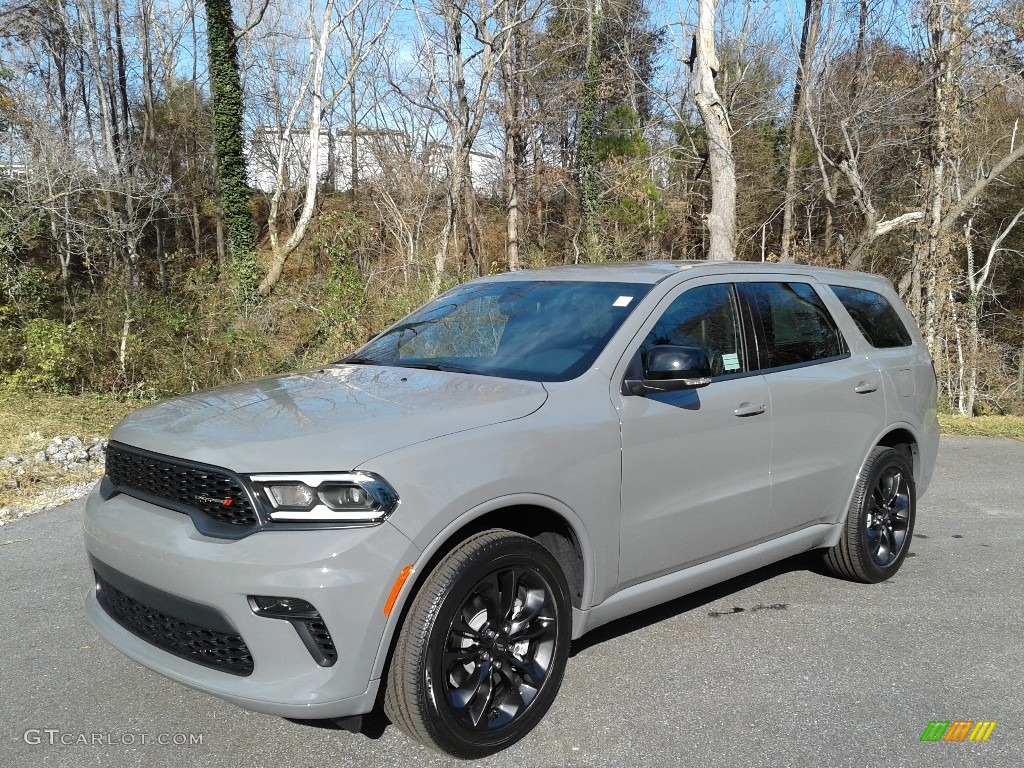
[196,495,233,507]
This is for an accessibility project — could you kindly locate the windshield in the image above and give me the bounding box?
[343,280,651,382]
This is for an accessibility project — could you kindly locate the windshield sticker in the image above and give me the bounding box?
[613,296,633,307]
[722,353,740,371]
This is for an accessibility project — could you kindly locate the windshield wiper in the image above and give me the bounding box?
[395,362,475,374]
[338,358,473,375]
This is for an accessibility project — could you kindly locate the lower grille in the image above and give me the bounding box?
[96,572,254,676]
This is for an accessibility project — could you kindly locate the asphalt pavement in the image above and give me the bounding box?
[2,436,1021,767]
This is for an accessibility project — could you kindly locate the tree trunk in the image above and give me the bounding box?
[961,208,1024,415]
[915,0,967,358]
[447,2,484,278]
[192,201,202,259]
[1018,316,1024,399]
[461,151,484,276]
[350,80,359,199]
[259,0,338,297]
[692,0,736,261]
[505,123,521,271]
[499,2,528,272]
[780,0,821,262]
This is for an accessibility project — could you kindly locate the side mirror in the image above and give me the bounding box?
[624,345,713,396]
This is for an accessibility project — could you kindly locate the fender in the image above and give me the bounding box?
[367,491,597,683]
[824,421,925,548]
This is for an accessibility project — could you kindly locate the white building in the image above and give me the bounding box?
[247,126,502,195]
[0,161,30,179]
[248,127,334,193]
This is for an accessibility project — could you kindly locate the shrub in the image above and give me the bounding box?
[11,318,94,393]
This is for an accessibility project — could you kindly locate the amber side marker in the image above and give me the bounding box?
[384,565,415,616]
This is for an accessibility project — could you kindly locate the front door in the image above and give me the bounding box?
[615,280,773,589]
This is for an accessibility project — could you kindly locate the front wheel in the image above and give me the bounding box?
[384,529,571,758]
[823,446,916,583]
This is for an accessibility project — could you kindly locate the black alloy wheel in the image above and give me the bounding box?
[864,462,912,568]
[385,529,571,758]
[823,446,917,583]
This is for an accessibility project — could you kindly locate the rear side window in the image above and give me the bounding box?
[829,285,912,348]
[745,282,846,368]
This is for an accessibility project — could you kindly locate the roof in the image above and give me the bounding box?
[479,260,893,287]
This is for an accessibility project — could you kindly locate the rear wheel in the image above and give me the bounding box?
[823,446,916,583]
[384,529,571,758]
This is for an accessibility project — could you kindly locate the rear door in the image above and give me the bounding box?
[740,278,888,535]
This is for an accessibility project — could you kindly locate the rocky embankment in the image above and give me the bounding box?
[1,436,108,523]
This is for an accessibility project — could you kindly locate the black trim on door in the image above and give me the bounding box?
[737,280,851,374]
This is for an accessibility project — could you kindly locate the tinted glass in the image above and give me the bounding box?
[641,283,746,375]
[747,282,845,367]
[346,280,651,381]
[829,285,912,348]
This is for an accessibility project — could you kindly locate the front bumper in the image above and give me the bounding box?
[83,483,420,719]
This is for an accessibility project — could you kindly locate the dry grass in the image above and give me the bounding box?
[938,413,1024,439]
[0,393,143,513]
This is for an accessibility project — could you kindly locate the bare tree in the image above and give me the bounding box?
[253,0,396,297]
[363,93,448,278]
[691,0,735,261]
[910,0,1024,359]
[779,0,821,262]
[399,0,505,290]
[952,208,1024,414]
[497,0,543,271]
[577,0,603,259]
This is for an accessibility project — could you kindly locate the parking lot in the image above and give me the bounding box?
[2,436,1021,767]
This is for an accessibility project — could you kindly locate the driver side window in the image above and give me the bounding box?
[642,283,746,376]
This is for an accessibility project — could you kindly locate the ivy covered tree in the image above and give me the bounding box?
[577,0,604,257]
[203,0,259,301]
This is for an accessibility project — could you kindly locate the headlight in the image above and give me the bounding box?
[247,472,399,524]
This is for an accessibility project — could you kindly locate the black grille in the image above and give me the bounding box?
[301,619,338,666]
[106,444,258,527]
[96,573,254,676]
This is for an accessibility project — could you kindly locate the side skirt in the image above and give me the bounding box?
[571,524,836,640]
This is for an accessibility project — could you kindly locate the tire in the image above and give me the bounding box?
[823,446,916,583]
[384,529,571,758]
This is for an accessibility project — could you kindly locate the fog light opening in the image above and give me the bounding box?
[249,595,338,667]
[249,595,318,618]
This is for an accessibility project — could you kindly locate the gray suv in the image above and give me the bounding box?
[83,261,938,758]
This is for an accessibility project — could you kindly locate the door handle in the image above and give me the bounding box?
[854,382,878,394]
[733,402,766,417]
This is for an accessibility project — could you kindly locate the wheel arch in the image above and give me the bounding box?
[825,425,921,547]
[874,426,920,481]
[822,441,918,582]
[369,496,592,684]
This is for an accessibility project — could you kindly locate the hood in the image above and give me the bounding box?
[111,364,548,472]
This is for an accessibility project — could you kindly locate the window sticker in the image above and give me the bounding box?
[613,296,633,307]
[721,352,740,371]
